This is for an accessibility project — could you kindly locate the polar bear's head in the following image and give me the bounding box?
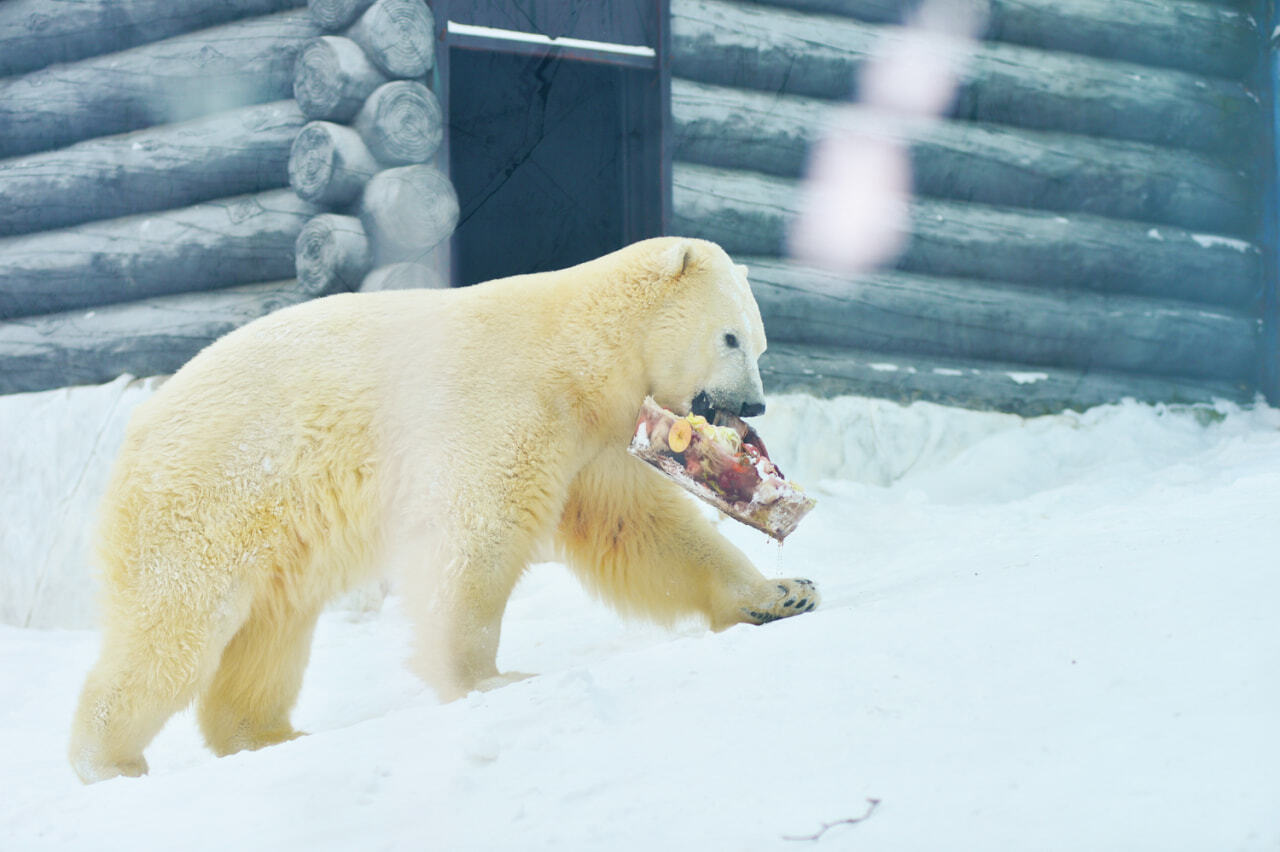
[642,239,768,421]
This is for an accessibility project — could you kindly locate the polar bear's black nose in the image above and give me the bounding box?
[740,401,766,418]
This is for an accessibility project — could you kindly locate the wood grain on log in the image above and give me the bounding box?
[308,0,377,31]
[0,190,318,319]
[0,0,307,78]
[670,0,1260,156]
[758,343,1250,416]
[359,165,458,265]
[742,0,1258,78]
[672,80,1255,236]
[743,257,1257,382]
[361,261,445,290]
[354,80,443,165]
[0,280,327,395]
[293,35,389,121]
[289,121,380,207]
[672,164,1261,308]
[0,101,302,238]
[346,0,434,78]
[295,213,372,292]
[0,10,321,160]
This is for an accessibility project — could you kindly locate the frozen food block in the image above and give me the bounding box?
[627,396,817,541]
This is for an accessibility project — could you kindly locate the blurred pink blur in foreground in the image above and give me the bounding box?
[788,0,987,274]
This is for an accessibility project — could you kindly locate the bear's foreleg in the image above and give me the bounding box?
[396,508,543,702]
[557,448,820,630]
[197,603,321,756]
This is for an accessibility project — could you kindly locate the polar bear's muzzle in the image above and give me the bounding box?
[692,390,766,420]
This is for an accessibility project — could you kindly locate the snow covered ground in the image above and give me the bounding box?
[2,382,1279,850]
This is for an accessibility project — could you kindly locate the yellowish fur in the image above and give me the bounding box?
[69,238,819,784]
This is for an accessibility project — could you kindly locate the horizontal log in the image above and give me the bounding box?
[346,0,434,78]
[308,0,377,31]
[354,80,443,165]
[0,101,303,238]
[289,121,380,207]
[670,0,1260,156]
[0,0,307,78]
[361,261,445,290]
[359,165,458,265]
[0,189,319,319]
[743,257,1257,382]
[672,164,1262,308]
[759,343,1252,416]
[293,35,389,121]
[672,80,1255,236]
[742,0,1259,78]
[295,214,372,292]
[0,9,321,159]
[0,280,328,395]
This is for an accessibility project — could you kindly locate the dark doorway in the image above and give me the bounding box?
[448,48,663,286]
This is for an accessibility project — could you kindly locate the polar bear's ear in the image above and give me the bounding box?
[659,239,697,281]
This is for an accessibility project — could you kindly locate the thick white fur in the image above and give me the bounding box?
[68,237,819,783]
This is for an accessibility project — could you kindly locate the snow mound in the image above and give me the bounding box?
[2,379,1278,849]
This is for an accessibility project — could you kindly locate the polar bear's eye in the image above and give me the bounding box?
[724,333,739,349]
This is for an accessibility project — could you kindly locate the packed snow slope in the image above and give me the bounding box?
[2,381,1278,851]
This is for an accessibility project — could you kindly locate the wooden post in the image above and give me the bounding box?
[671,79,1255,236]
[289,121,381,207]
[0,190,318,319]
[0,100,304,238]
[353,80,444,165]
[294,35,390,122]
[669,0,1259,155]
[346,0,435,79]
[295,214,373,293]
[729,0,1258,79]
[0,0,305,78]
[0,10,321,159]
[744,257,1257,382]
[757,343,1248,416]
[672,163,1262,308]
[358,165,458,264]
[0,280,329,395]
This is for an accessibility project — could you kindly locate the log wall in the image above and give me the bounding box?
[669,0,1272,412]
[0,0,456,395]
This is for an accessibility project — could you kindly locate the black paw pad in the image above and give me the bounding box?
[745,609,782,624]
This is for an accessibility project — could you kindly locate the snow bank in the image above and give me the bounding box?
[2,379,1279,849]
[0,376,161,628]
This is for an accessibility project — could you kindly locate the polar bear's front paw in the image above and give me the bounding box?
[741,578,819,625]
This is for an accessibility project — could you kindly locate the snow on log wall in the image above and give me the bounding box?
[669,0,1270,414]
[0,0,456,395]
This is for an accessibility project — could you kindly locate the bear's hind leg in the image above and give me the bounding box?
[197,603,321,757]
[69,603,245,784]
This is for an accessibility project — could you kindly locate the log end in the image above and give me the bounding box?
[348,0,435,78]
[295,213,372,292]
[308,0,378,32]
[355,80,443,165]
[359,165,458,264]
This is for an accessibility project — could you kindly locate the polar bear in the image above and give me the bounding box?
[69,237,820,783]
